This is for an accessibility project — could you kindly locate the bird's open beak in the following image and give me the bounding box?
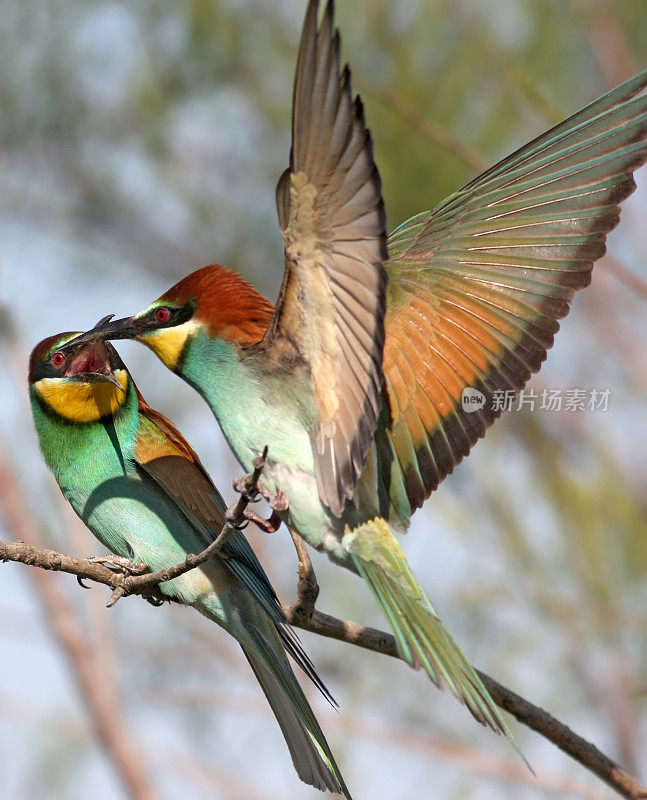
[64,340,125,391]
[60,314,140,351]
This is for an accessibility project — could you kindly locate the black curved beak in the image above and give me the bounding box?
[62,339,127,391]
[76,371,125,390]
[59,314,140,352]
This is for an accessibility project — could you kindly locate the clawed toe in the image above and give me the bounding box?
[225,504,283,533]
[238,479,289,512]
[267,489,288,512]
[232,474,252,498]
[88,555,148,576]
[232,462,289,524]
[246,508,283,533]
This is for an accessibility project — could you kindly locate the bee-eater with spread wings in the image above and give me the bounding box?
[29,334,351,798]
[64,0,647,739]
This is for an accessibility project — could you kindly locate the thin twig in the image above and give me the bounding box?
[573,0,639,86]
[361,81,488,173]
[0,539,171,601]
[602,255,647,302]
[100,447,269,606]
[287,526,319,619]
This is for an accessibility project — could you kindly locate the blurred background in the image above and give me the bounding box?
[1,1,646,798]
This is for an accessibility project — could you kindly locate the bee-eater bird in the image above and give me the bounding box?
[64,0,647,738]
[28,333,351,798]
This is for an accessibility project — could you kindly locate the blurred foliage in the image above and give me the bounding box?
[1,1,646,799]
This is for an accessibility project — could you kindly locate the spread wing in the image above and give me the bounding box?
[133,392,333,700]
[263,0,388,516]
[382,69,647,513]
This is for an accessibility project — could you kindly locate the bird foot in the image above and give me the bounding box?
[232,472,289,512]
[265,489,289,512]
[224,506,283,534]
[88,555,148,576]
[144,592,168,608]
[246,509,283,533]
[232,474,259,503]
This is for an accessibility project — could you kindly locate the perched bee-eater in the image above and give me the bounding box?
[64,0,647,737]
[28,333,350,798]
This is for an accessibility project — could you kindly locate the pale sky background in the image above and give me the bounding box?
[1,2,646,799]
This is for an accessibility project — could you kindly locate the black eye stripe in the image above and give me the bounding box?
[31,346,70,382]
[146,302,194,328]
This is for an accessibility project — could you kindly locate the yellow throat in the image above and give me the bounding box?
[137,319,200,370]
[34,370,129,423]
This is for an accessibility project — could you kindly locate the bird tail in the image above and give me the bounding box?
[198,590,351,798]
[345,518,516,743]
[242,647,350,798]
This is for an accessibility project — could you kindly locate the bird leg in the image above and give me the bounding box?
[235,507,283,533]
[263,509,283,532]
[87,555,148,576]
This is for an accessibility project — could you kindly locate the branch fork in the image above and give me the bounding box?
[1,453,645,799]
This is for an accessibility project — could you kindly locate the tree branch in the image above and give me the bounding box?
[93,447,269,608]
[1,535,645,800]
[2,450,644,800]
[287,526,320,619]
[284,602,646,798]
[360,80,489,174]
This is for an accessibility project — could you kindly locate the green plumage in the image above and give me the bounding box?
[345,518,510,734]
[29,334,350,798]
[55,0,647,760]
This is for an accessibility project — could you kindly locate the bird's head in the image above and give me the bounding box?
[29,333,129,423]
[58,265,275,372]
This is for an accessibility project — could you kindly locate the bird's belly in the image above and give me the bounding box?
[78,488,228,602]
[206,375,382,567]
[218,390,312,472]
[252,452,366,569]
[205,384,340,549]
[227,423,391,565]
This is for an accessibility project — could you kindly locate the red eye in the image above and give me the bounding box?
[51,352,65,366]
[155,307,171,323]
